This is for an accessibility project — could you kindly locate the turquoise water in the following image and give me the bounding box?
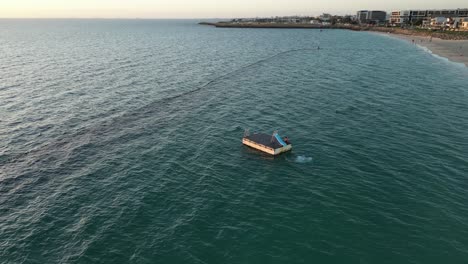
[1,19,468,263]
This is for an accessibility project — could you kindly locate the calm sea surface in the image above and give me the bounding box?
[1,19,468,263]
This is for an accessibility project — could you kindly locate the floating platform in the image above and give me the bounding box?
[242,132,292,156]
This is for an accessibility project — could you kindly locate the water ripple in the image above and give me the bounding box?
[1,20,468,264]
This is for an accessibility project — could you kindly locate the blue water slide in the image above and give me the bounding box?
[274,133,287,146]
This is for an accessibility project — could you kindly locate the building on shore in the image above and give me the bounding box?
[429,17,447,27]
[462,18,468,30]
[446,17,466,29]
[319,13,331,22]
[310,19,321,25]
[229,15,356,26]
[390,10,410,25]
[356,10,387,24]
[390,8,468,26]
[231,16,314,24]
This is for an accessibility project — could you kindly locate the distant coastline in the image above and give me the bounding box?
[199,22,357,30]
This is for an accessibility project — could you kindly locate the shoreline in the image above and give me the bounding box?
[377,32,468,67]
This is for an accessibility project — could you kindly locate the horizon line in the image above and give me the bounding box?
[0,15,361,20]
[1,7,467,20]
[0,17,228,20]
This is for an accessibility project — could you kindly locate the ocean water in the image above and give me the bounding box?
[1,19,468,263]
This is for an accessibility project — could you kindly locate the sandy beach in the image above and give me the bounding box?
[382,33,468,67]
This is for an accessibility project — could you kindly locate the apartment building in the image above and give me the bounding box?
[356,10,387,24]
[390,8,468,25]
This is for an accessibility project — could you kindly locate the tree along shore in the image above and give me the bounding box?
[199,22,468,40]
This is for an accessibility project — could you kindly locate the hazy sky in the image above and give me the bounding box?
[1,0,467,18]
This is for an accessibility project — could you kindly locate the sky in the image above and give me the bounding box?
[0,0,467,18]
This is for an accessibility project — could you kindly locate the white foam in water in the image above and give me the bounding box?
[416,44,468,70]
[295,155,313,163]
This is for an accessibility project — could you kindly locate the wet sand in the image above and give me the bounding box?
[382,33,468,67]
